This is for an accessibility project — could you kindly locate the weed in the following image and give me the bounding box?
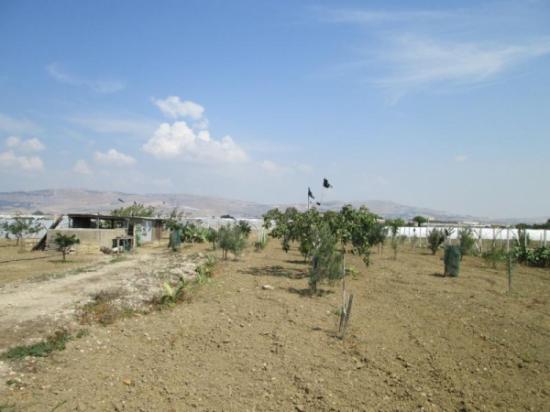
[75,329,89,339]
[155,279,188,308]
[0,404,16,412]
[195,255,217,282]
[78,290,135,326]
[1,330,71,359]
[345,265,359,280]
[254,230,268,252]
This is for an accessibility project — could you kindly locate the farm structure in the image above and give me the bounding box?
[43,214,164,251]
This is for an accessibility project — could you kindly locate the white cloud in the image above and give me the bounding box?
[0,150,43,171]
[94,149,136,167]
[455,154,468,162]
[153,96,205,120]
[0,113,40,134]
[375,36,550,93]
[46,62,125,94]
[143,121,247,163]
[5,136,45,152]
[73,159,92,175]
[144,96,246,164]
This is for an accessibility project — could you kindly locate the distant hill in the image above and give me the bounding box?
[0,188,542,224]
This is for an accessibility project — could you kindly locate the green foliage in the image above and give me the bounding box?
[254,229,268,251]
[237,220,252,238]
[412,215,428,227]
[54,233,80,261]
[159,279,187,307]
[195,255,218,283]
[515,219,550,230]
[206,227,219,250]
[1,216,42,247]
[218,224,247,259]
[458,227,476,259]
[309,223,344,293]
[263,205,382,266]
[427,229,446,255]
[386,218,405,237]
[135,227,142,247]
[482,239,508,269]
[526,247,550,268]
[181,223,207,243]
[513,245,550,268]
[111,202,155,217]
[167,220,207,250]
[263,207,298,253]
[387,218,404,260]
[1,330,71,359]
[444,245,461,276]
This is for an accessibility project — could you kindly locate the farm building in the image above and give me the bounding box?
[42,214,164,251]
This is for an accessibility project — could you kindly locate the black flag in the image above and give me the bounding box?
[323,178,332,189]
[308,187,315,199]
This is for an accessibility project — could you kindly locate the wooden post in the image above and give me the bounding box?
[506,227,512,293]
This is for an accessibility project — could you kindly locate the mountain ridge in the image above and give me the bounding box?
[0,188,544,224]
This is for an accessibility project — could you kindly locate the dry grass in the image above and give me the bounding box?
[77,290,137,326]
[0,239,107,286]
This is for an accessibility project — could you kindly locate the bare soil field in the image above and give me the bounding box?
[1,241,549,411]
[0,240,112,286]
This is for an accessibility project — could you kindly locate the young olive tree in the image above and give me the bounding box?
[263,207,298,253]
[218,224,246,260]
[206,227,218,250]
[412,215,428,227]
[309,223,344,293]
[347,206,383,266]
[458,227,476,260]
[427,228,446,255]
[54,233,80,261]
[387,218,405,260]
[2,216,43,249]
[237,220,252,238]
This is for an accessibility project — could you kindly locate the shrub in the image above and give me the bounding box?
[218,224,247,259]
[427,229,446,255]
[515,246,550,268]
[458,227,476,259]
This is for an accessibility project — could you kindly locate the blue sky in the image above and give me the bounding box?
[0,0,549,218]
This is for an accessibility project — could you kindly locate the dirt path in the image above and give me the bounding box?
[1,243,549,411]
[0,246,200,354]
